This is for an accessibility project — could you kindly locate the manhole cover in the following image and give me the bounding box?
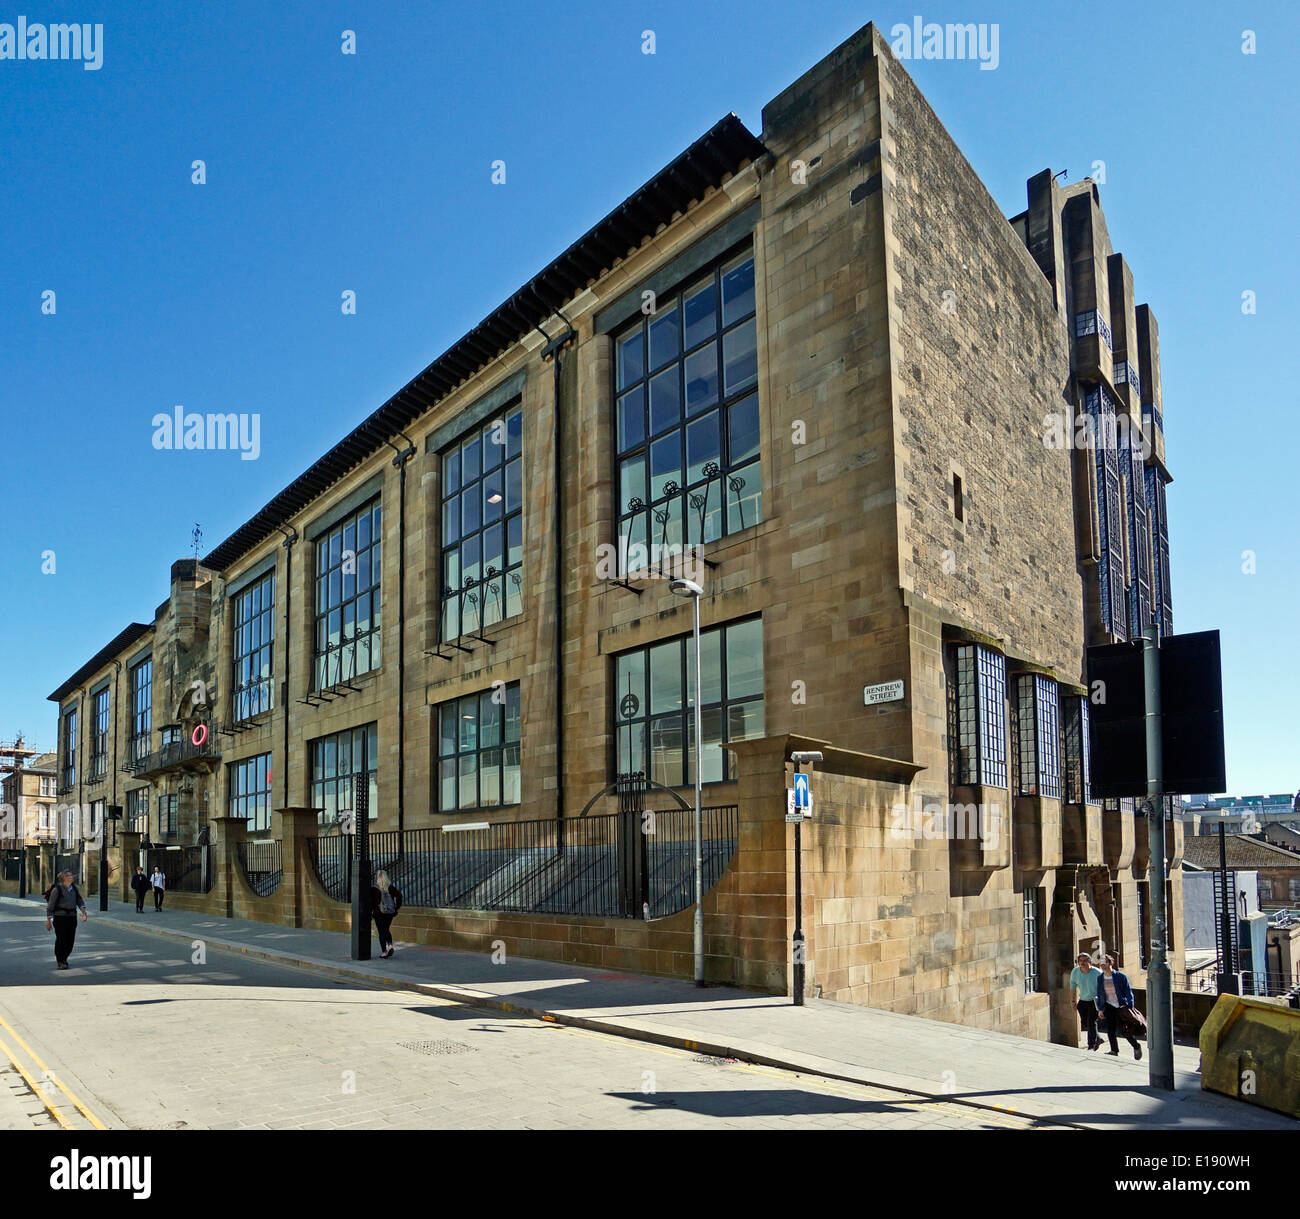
[399,1040,475,1056]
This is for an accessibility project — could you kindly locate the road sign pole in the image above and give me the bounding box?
[793,804,804,1007]
[1143,620,1175,1090]
[350,773,372,961]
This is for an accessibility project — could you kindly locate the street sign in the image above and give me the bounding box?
[863,679,905,706]
[785,789,812,820]
[793,772,811,809]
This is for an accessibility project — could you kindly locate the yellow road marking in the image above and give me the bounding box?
[0,1033,75,1130]
[0,1013,106,1130]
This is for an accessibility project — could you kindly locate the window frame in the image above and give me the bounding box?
[313,499,382,691]
[90,687,109,780]
[950,644,1008,789]
[1015,674,1062,800]
[61,708,78,790]
[129,657,152,762]
[309,722,378,828]
[436,682,522,812]
[232,573,276,722]
[439,406,524,642]
[228,753,273,832]
[613,247,762,575]
[612,616,765,789]
[1022,888,1041,993]
[1062,695,1092,805]
[126,787,149,832]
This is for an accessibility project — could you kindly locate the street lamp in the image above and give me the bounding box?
[789,750,822,1006]
[669,577,706,987]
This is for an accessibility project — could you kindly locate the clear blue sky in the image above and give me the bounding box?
[2,1,1295,795]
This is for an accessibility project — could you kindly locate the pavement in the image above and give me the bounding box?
[3,892,1293,1130]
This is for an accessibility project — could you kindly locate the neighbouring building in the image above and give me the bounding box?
[1183,834,1300,916]
[0,740,58,848]
[45,24,1190,1043]
[1183,793,1300,836]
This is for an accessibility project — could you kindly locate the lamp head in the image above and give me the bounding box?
[669,578,704,598]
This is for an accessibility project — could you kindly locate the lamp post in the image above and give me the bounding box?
[789,750,822,1005]
[669,577,706,987]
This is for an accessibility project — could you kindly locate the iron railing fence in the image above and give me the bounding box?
[236,840,283,897]
[309,805,739,919]
[144,845,213,894]
[2,850,23,881]
[1170,968,1300,1004]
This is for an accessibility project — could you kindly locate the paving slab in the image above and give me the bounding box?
[4,893,1292,1130]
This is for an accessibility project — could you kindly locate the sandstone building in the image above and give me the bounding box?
[44,24,1186,1042]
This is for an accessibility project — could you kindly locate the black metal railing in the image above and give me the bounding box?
[236,840,283,897]
[125,730,222,777]
[309,805,739,918]
[144,845,213,893]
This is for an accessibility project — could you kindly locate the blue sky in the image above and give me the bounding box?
[1,0,1295,795]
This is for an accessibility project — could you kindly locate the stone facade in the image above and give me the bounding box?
[45,23,1185,1044]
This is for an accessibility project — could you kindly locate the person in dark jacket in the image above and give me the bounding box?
[130,866,149,913]
[45,870,88,970]
[370,870,403,959]
[1095,955,1144,1059]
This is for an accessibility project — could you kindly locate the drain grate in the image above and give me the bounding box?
[399,1039,475,1057]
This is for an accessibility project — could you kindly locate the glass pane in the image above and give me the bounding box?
[482,420,504,469]
[687,411,721,485]
[443,450,460,496]
[479,748,501,807]
[649,432,682,501]
[616,651,646,723]
[619,454,646,516]
[506,409,522,460]
[462,485,481,535]
[462,434,481,482]
[726,460,762,532]
[621,511,648,574]
[505,684,521,742]
[483,468,504,523]
[440,759,457,811]
[648,304,680,371]
[439,706,456,756]
[480,690,502,745]
[484,523,504,575]
[503,743,521,804]
[721,256,755,326]
[649,368,681,436]
[462,534,481,586]
[687,628,723,707]
[683,279,716,350]
[506,572,523,618]
[698,705,725,784]
[723,318,757,395]
[505,458,521,514]
[728,394,759,466]
[617,386,644,453]
[458,695,477,752]
[650,640,682,715]
[648,716,683,789]
[684,343,718,416]
[508,516,522,568]
[618,329,644,389]
[727,698,765,743]
[458,755,477,810]
[726,619,764,700]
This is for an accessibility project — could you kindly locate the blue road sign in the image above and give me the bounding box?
[793,772,811,809]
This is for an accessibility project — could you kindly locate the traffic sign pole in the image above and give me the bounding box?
[1143,621,1174,1090]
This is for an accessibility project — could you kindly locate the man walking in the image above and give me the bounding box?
[44,870,88,970]
[1069,950,1103,1051]
[131,865,149,913]
[149,865,166,910]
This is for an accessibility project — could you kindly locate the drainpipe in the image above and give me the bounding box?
[384,433,416,846]
[275,525,297,810]
[537,319,578,847]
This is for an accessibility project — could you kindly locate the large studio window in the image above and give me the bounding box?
[614,617,764,788]
[229,753,272,832]
[314,500,382,689]
[61,708,77,790]
[129,658,152,762]
[310,723,378,827]
[233,573,275,721]
[949,644,1008,788]
[436,682,522,811]
[90,687,109,780]
[440,407,523,639]
[1015,674,1062,800]
[1062,695,1091,804]
[615,251,761,572]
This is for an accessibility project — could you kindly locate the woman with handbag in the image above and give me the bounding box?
[1095,955,1144,1060]
[370,869,403,959]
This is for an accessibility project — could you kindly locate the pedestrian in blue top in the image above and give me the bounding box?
[1095,955,1144,1060]
[1069,952,1103,1050]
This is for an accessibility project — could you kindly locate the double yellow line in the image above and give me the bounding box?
[0,1012,106,1131]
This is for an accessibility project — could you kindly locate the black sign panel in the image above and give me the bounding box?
[1086,630,1226,799]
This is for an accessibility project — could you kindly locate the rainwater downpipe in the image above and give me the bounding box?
[385,432,417,847]
[275,525,297,810]
[538,318,578,849]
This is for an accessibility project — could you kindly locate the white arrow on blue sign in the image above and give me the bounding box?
[793,772,811,809]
